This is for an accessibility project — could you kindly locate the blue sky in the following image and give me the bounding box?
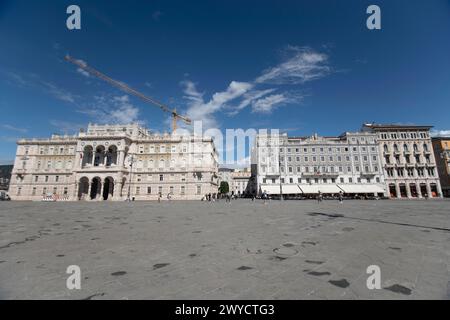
[1,0,450,164]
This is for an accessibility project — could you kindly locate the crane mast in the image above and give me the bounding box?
[64,55,191,133]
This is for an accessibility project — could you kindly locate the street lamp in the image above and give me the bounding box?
[279,159,283,201]
[126,155,136,201]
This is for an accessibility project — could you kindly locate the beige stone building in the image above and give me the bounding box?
[9,124,219,201]
[363,123,442,198]
[231,168,253,197]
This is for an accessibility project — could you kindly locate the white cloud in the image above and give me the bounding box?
[227,89,276,115]
[251,94,288,113]
[1,124,28,133]
[431,130,450,137]
[78,94,141,125]
[182,80,253,128]
[255,46,331,84]
[77,68,90,78]
[6,71,77,103]
[41,81,76,103]
[49,120,83,134]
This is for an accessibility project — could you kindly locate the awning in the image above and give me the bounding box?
[298,184,341,194]
[260,185,281,195]
[298,185,319,194]
[318,185,341,193]
[281,184,302,194]
[337,184,386,194]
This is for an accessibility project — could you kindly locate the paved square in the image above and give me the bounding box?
[0,199,449,299]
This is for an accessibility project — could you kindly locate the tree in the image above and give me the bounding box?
[219,181,229,194]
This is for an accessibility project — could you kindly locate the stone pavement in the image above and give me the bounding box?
[0,199,449,299]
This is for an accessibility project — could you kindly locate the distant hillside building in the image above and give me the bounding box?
[9,124,219,201]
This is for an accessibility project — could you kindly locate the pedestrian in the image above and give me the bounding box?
[338,191,343,204]
[158,192,161,203]
[317,191,322,203]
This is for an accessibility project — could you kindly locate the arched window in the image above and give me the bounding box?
[383,144,388,152]
[403,144,408,152]
[413,144,418,151]
[159,159,165,168]
[423,143,428,152]
[394,144,399,152]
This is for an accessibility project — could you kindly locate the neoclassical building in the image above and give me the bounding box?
[252,131,387,198]
[363,123,442,198]
[9,124,219,201]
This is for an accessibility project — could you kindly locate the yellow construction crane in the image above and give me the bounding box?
[64,55,191,133]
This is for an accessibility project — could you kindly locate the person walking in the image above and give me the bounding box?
[338,191,343,204]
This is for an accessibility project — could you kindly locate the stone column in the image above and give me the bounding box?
[416,182,422,198]
[92,151,96,166]
[426,182,432,198]
[436,180,443,198]
[406,182,412,198]
[118,151,124,167]
[98,179,103,201]
[87,181,92,200]
[395,183,401,198]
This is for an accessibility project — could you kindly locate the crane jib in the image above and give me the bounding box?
[64,55,192,132]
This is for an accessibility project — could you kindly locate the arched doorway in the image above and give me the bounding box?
[103,177,114,200]
[90,177,101,200]
[78,177,89,200]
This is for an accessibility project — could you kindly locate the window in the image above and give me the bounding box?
[170,186,174,194]
[45,176,49,182]
[35,176,38,182]
[136,187,140,195]
[63,187,68,195]
[55,176,59,182]
[196,185,201,195]
[180,186,185,195]
[159,174,164,181]
[32,187,36,196]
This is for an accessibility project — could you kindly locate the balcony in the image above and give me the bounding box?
[360,171,376,178]
[302,171,339,178]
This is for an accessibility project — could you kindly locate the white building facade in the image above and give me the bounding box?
[9,124,219,201]
[362,123,442,198]
[252,131,387,198]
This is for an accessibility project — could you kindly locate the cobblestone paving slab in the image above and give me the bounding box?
[0,199,449,299]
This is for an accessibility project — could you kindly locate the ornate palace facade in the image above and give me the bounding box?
[9,124,219,201]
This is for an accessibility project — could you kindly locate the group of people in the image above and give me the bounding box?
[317,191,344,203]
[201,192,239,202]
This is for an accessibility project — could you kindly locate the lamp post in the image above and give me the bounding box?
[126,155,136,201]
[279,159,283,201]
